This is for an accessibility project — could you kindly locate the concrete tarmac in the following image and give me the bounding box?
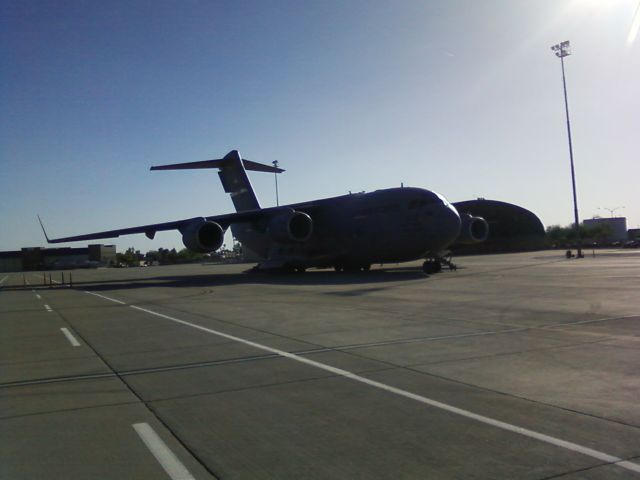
[1,250,640,479]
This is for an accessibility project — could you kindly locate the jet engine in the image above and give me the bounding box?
[181,220,225,252]
[456,213,489,244]
[267,211,313,242]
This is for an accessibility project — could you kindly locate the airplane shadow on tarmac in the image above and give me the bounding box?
[73,266,434,293]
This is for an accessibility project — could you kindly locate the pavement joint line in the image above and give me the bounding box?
[135,298,640,357]
[0,372,117,388]
[60,327,81,347]
[328,327,529,351]
[83,291,640,475]
[0,354,281,388]
[132,422,196,480]
[540,314,640,329]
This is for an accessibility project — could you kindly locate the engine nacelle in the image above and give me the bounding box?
[181,220,225,253]
[267,211,313,243]
[456,213,489,244]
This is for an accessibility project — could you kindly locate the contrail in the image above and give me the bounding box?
[628,1,640,45]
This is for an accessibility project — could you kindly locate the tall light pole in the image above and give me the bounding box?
[272,160,279,206]
[551,40,583,258]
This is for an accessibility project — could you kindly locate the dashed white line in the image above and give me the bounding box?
[92,292,640,475]
[44,304,52,312]
[132,423,196,480]
[60,328,81,347]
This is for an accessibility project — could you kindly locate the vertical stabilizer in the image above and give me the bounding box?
[217,150,260,212]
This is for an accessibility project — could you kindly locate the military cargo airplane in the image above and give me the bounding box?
[39,150,488,274]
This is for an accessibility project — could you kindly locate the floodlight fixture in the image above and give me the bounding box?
[551,41,571,58]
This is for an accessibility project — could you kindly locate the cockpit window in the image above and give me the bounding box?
[409,193,444,209]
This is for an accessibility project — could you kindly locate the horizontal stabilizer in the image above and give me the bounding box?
[150,150,284,173]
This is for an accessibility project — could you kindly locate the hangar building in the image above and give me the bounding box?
[451,199,546,254]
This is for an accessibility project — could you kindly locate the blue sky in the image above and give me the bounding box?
[1,0,638,252]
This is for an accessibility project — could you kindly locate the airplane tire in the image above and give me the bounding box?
[422,260,442,274]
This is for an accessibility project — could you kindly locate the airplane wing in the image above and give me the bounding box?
[38,206,292,244]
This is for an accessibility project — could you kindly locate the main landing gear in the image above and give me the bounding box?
[422,259,442,274]
[334,264,371,273]
[422,255,457,274]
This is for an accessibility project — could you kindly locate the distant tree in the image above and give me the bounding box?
[546,223,614,247]
[176,248,207,262]
[115,247,139,266]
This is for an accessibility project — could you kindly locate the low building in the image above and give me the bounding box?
[0,245,116,272]
[583,217,628,243]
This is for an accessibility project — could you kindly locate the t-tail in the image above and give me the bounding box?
[150,150,283,212]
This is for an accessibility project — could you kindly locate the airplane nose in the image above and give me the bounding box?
[436,203,461,248]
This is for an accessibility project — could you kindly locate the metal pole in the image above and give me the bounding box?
[560,55,583,258]
[272,160,279,206]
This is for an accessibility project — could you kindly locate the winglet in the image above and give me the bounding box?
[37,215,51,243]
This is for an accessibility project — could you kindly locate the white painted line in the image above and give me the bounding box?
[132,423,196,480]
[44,304,52,312]
[85,291,127,304]
[60,328,81,347]
[36,294,41,300]
[90,292,640,475]
[0,275,8,284]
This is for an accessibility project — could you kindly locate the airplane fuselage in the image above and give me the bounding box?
[231,187,462,269]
